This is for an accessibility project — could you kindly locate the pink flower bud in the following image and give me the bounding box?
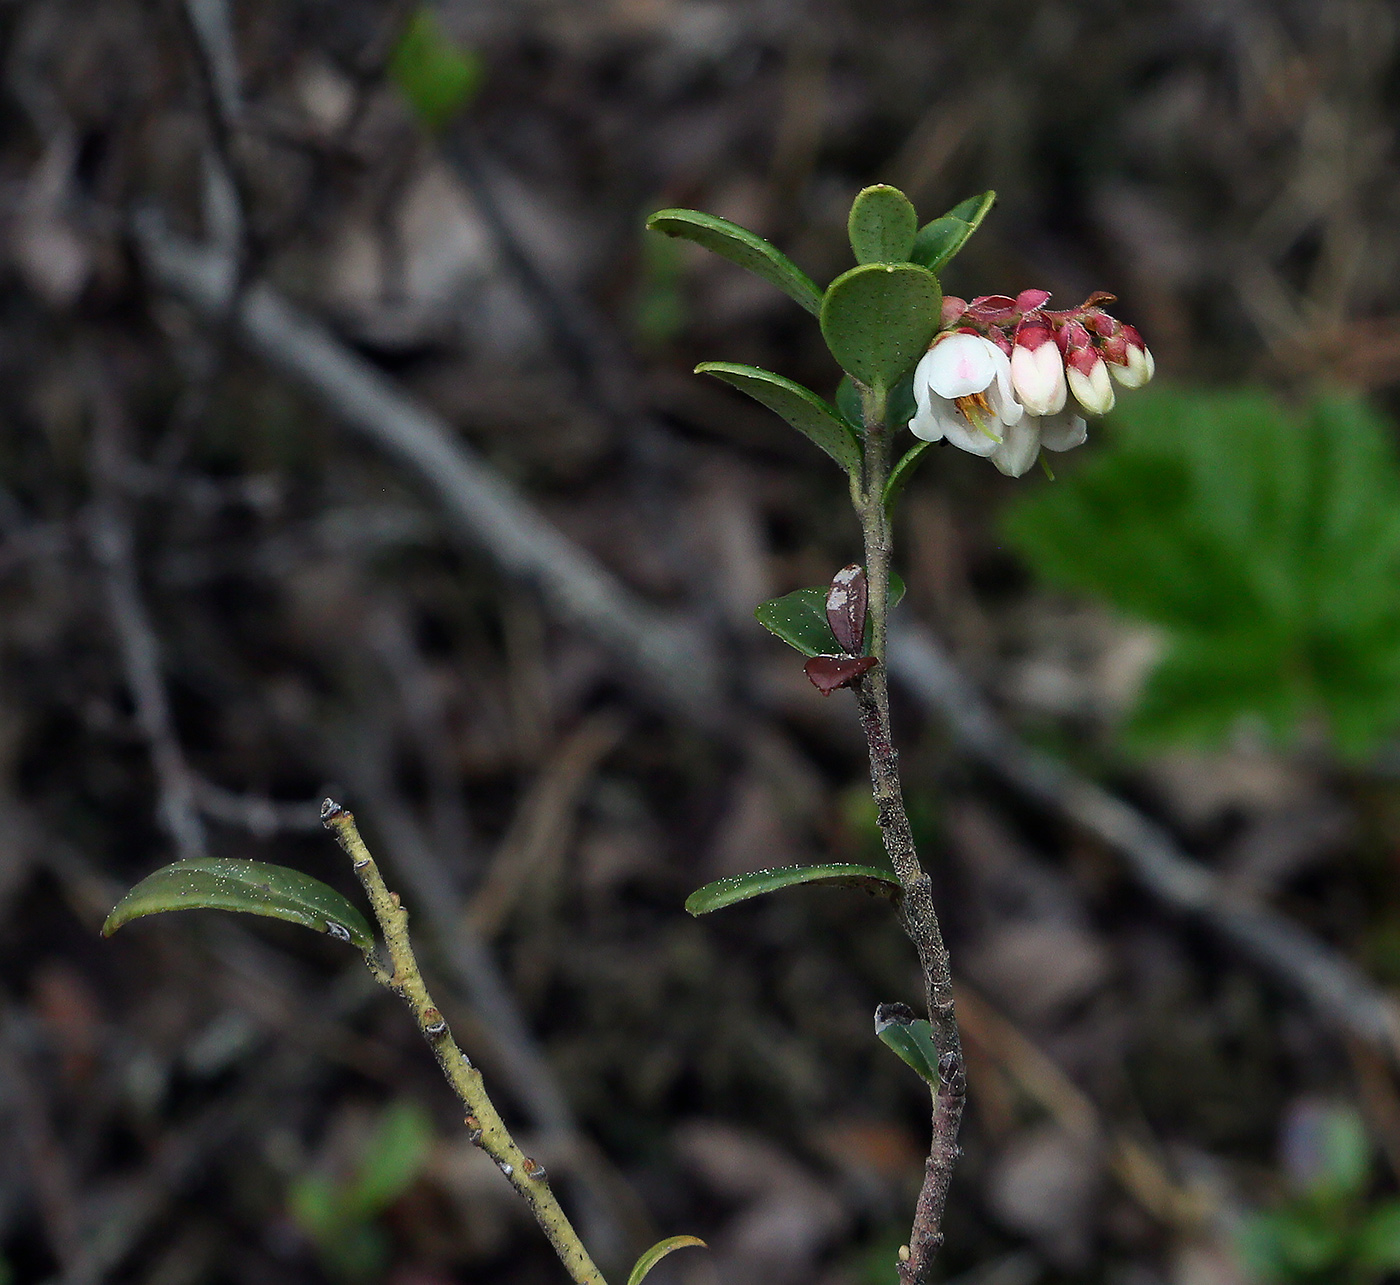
[1010,321,1066,416]
[1108,323,1155,388]
[940,297,968,327]
[1065,343,1115,415]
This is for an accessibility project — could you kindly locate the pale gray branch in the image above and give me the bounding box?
[132,214,1400,1061]
[888,623,1400,1056]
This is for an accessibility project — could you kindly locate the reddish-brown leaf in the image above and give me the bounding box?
[804,654,878,694]
[826,564,868,654]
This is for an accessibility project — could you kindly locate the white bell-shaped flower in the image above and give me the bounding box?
[908,333,1023,457]
[988,410,1088,477]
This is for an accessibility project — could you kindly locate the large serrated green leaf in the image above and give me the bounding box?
[848,185,917,264]
[909,190,996,275]
[390,7,484,134]
[626,1236,708,1285]
[754,574,905,656]
[1003,388,1400,759]
[103,859,374,951]
[697,362,862,474]
[875,1004,941,1084]
[820,263,941,394]
[687,864,903,915]
[646,209,822,315]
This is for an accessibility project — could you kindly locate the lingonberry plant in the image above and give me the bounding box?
[101,184,1153,1285]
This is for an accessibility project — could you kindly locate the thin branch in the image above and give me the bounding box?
[87,384,208,863]
[887,623,1400,1057]
[190,776,326,836]
[321,801,609,1285]
[133,215,723,729]
[129,219,1400,1063]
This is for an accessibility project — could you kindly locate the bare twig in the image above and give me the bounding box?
[321,801,609,1285]
[133,215,723,728]
[887,623,1400,1058]
[130,220,1400,1064]
[87,384,208,863]
[190,776,326,836]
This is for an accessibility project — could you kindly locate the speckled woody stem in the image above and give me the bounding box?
[856,389,966,1285]
[320,800,608,1285]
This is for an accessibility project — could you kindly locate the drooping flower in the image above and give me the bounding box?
[989,410,1088,477]
[908,333,1023,456]
[1108,323,1154,388]
[1060,322,1115,416]
[1010,318,1067,416]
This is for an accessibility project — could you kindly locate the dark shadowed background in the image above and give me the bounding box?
[3,2,1400,1284]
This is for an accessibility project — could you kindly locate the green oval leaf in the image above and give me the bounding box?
[756,586,839,656]
[875,1002,940,1084]
[646,209,822,316]
[848,184,918,264]
[390,7,484,134]
[686,864,903,915]
[909,190,996,275]
[103,858,374,951]
[756,575,904,656]
[697,362,862,474]
[820,263,941,394]
[627,1235,707,1285]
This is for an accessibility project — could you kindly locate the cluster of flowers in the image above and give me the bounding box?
[909,289,1154,477]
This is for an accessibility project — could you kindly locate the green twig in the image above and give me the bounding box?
[321,800,609,1285]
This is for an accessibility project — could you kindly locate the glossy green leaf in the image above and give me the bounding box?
[627,1236,708,1285]
[686,864,903,915]
[103,859,374,952]
[697,362,862,474]
[875,1003,940,1084]
[909,190,996,275]
[820,263,941,394]
[848,185,918,264]
[755,573,905,656]
[1357,1200,1400,1270]
[646,209,822,315]
[885,440,934,511]
[390,7,484,134]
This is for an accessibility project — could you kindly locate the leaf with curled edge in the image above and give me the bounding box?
[646,209,823,315]
[826,564,868,653]
[697,362,862,474]
[875,1002,940,1085]
[804,654,878,694]
[103,858,374,951]
[626,1236,708,1285]
[909,190,996,275]
[755,572,905,657]
[687,864,903,915]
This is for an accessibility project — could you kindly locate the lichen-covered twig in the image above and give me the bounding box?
[319,800,608,1285]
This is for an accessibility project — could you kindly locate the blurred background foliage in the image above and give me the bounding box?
[2,2,1400,1285]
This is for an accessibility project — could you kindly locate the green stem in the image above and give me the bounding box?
[322,801,609,1285]
[855,385,965,1285]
